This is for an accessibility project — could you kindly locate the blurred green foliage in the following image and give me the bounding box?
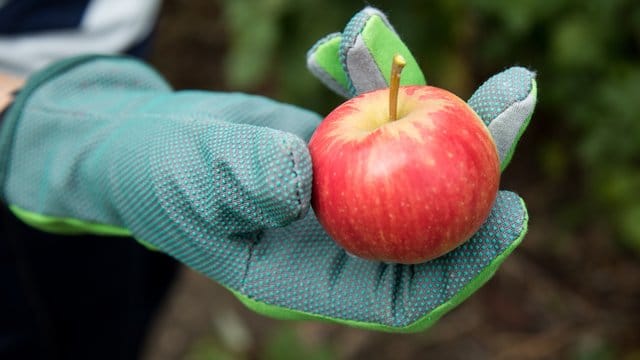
[262,326,335,360]
[184,324,336,360]
[185,335,238,360]
[219,0,640,252]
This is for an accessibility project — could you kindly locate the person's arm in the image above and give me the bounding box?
[0,72,24,112]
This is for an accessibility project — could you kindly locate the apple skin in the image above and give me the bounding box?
[308,85,500,264]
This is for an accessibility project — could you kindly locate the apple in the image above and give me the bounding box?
[308,56,500,264]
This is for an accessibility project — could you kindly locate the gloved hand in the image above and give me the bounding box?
[0,5,536,333]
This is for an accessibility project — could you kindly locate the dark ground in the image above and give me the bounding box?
[140,1,640,359]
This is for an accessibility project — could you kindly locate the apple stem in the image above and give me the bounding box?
[389,54,406,121]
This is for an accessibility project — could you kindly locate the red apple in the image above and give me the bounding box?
[308,85,500,264]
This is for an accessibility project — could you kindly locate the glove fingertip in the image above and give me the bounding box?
[468,67,537,170]
[341,7,395,56]
[495,190,528,226]
[340,7,426,96]
[339,7,392,96]
[468,66,537,125]
[204,124,313,233]
[269,130,314,224]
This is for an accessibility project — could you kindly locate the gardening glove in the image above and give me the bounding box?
[286,6,536,331]
[0,54,319,288]
[0,7,536,330]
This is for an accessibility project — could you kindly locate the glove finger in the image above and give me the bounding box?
[151,91,322,143]
[467,67,537,171]
[307,32,352,98]
[340,7,426,97]
[234,191,527,332]
[161,120,313,233]
[307,7,426,98]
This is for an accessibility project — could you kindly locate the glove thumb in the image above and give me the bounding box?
[150,120,314,235]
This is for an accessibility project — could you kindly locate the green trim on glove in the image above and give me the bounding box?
[229,196,527,333]
[9,204,131,236]
[9,205,160,250]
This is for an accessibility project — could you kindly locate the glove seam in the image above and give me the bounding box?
[288,148,304,218]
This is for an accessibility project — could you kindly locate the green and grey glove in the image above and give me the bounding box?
[0,4,536,332]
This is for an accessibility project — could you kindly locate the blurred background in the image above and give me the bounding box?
[141,0,640,359]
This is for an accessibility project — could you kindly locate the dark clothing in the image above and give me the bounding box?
[0,0,160,76]
[0,204,178,360]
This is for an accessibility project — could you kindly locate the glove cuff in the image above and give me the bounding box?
[0,55,171,202]
[1,56,90,198]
